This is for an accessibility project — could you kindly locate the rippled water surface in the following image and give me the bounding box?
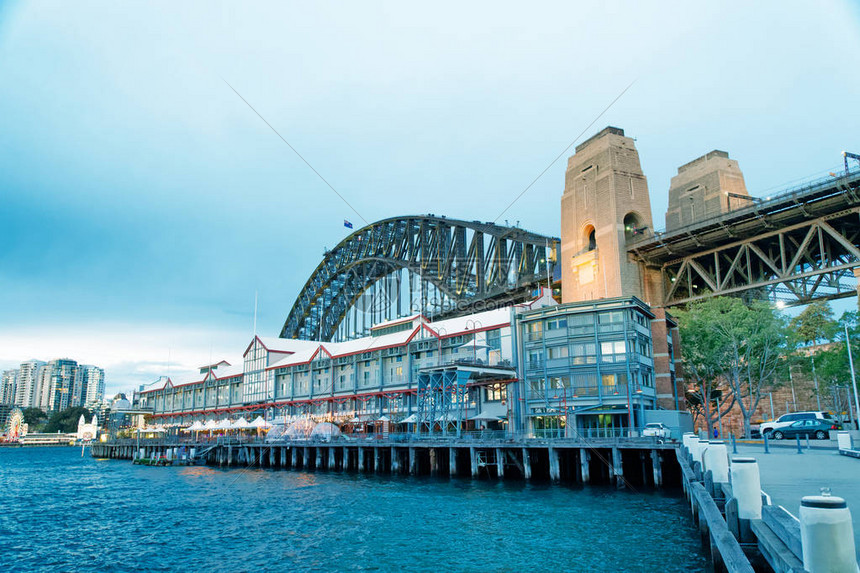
[0,447,708,572]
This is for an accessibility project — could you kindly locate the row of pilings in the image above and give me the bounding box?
[92,441,682,487]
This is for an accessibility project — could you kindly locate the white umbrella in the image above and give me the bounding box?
[185,420,205,432]
[377,415,391,422]
[203,419,219,431]
[250,416,272,429]
[400,414,418,424]
[310,422,341,439]
[233,417,252,430]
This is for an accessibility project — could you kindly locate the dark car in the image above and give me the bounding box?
[771,419,840,440]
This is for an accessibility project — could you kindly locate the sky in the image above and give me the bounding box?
[1,1,859,396]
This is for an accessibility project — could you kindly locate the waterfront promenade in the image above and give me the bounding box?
[734,443,860,558]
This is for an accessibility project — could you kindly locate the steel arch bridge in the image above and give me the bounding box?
[280,215,558,342]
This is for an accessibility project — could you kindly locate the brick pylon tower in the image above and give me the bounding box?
[560,126,682,410]
[560,127,654,303]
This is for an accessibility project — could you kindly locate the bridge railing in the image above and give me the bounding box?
[628,167,860,247]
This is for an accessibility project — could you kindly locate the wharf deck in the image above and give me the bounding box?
[92,437,679,487]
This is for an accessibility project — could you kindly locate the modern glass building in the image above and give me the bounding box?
[514,296,671,437]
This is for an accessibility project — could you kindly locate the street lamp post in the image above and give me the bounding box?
[716,395,723,438]
[811,353,822,411]
[788,364,798,411]
[845,325,860,429]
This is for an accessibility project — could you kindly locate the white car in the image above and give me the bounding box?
[760,411,836,436]
[642,423,670,439]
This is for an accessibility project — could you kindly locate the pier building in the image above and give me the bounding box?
[136,290,678,436]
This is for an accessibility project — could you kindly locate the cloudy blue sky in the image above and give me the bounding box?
[1,1,859,396]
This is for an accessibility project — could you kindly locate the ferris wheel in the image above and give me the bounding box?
[5,408,24,441]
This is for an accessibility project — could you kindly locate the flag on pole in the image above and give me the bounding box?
[344,219,353,229]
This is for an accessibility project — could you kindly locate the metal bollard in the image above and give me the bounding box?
[806,434,811,450]
[800,495,860,572]
[731,432,737,454]
[796,435,804,454]
[763,432,770,454]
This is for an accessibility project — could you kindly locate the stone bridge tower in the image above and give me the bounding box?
[560,126,654,303]
[560,127,682,411]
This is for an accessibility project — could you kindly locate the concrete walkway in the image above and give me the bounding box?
[733,443,860,558]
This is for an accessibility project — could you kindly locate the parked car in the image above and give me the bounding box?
[759,411,836,436]
[642,422,670,439]
[771,419,840,440]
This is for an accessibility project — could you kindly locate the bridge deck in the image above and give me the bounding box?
[629,170,860,264]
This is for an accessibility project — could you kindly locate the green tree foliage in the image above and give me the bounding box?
[789,300,836,345]
[43,406,91,434]
[674,303,735,433]
[21,407,47,428]
[677,297,790,438]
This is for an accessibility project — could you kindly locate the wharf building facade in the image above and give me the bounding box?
[136,126,769,436]
[137,291,670,436]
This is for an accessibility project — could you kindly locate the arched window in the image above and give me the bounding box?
[623,213,643,241]
[584,225,596,251]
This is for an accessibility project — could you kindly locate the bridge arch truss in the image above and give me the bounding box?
[281,215,558,341]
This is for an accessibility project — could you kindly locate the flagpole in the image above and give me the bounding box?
[253,291,258,336]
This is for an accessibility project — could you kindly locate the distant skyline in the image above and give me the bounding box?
[1,1,859,395]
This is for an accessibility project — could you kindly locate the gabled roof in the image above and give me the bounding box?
[213,364,244,380]
[243,335,322,357]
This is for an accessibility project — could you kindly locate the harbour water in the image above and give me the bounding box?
[1,447,708,572]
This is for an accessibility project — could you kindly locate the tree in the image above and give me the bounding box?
[789,301,836,345]
[43,407,91,434]
[716,299,789,438]
[675,301,736,434]
[21,407,47,429]
[808,343,856,426]
[789,301,837,411]
[676,297,790,438]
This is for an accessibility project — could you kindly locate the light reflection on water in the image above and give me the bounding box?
[0,447,708,572]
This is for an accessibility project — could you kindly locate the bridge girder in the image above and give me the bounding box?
[659,207,860,307]
[281,216,557,341]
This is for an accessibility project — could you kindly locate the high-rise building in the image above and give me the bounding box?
[81,365,106,406]
[5,359,106,412]
[14,360,45,408]
[35,364,54,411]
[49,359,79,412]
[1,370,18,404]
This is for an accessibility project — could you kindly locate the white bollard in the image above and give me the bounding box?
[694,440,710,465]
[686,436,700,461]
[730,457,762,520]
[800,495,859,573]
[703,440,729,483]
[682,433,696,452]
[837,431,854,451]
